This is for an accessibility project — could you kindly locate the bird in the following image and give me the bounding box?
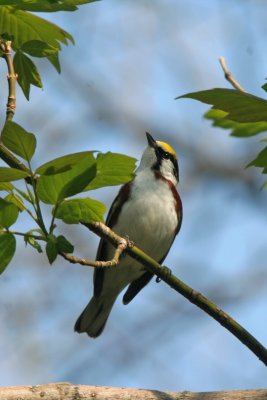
[74,132,182,337]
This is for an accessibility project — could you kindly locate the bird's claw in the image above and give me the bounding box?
[156,266,172,283]
[125,235,134,248]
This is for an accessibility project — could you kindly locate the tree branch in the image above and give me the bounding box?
[0,113,266,365]
[0,383,266,400]
[83,221,267,366]
[0,40,17,121]
[219,56,246,92]
[60,235,129,267]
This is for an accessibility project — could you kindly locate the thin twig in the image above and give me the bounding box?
[5,230,45,241]
[219,56,246,92]
[0,40,17,121]
[60,235,128,268]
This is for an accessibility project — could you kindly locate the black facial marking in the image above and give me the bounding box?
[152,145,179,182]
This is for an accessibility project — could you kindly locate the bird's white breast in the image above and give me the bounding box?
[113,169,178,262]
[99,169,179,296]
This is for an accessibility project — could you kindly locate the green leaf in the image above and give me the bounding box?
[45,234,74,264]
[0,167,29,181]
[0,198,19,228]
[0,0,98,12]
[36,151,95,175]
[261,181,267,189]
[248,146,267,169]
[2,121,36,161]
[14,50,42,100]
[0,182,14,192]
[0,6,74,49]
[85,152,136,190]
[261,82,267,93]
[46,235,58,264]
[36,156,96,204]
[56,197,106,224]
[25,235,42,253]
[14,187,32,204]
[24,230,43,253]
[205,109,267,137]
[178,88,267,123]
[47,52,61,73]
[21,40,58,57]
[0,233,16,274]
[5,193,25,211]
[56,235,74,253]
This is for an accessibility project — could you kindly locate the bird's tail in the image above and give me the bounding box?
[74,295,116,338]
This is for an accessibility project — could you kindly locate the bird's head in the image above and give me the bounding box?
[137,132,179,185]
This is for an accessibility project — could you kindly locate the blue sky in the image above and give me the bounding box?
[1,0,267,392]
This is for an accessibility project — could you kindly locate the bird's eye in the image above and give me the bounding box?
[163,152,170,160]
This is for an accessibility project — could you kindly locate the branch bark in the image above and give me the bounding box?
[0,383,266,400]
[219,56,246,92]
[0,39,17,121]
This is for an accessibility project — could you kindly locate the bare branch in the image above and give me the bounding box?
[60,234,128,268]
[0,40,17,121]
[219,56,246,92]
[0,383,266,400]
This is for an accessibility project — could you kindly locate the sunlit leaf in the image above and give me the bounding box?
[21,40,58,57]
[24,231,43,253]
[0,6,73,49]
[36,151,95,175]
[36,157,96,204]
[56,197,106,224]
[5,193,25,211]
[0,167,29,181]
[1,121,36,161]
[14,187,33,204]
[0,233,16,274]
[0,182,14,192]
[85,152,136,190]
[205,109,267,137]
[178,88,267,123]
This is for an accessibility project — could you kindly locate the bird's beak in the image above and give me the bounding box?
[146,132,157,149]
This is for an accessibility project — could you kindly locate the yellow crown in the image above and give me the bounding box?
[156,141,177,159]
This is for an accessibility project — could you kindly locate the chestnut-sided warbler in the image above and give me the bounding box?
[75,132,182,337]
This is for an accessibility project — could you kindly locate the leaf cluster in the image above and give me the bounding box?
[178,88,267,187]
[0,121,136,273]
[0,0,98,98]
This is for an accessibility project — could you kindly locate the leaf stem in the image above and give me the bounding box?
[30,172,48,236]
[4,230,45,241]
[49,202,59,235]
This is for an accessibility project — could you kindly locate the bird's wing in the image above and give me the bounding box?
[93,182,132,297]
[122,271,153,304]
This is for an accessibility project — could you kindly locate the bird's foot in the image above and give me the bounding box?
[125,235,134,248]
[156,266,172,283]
